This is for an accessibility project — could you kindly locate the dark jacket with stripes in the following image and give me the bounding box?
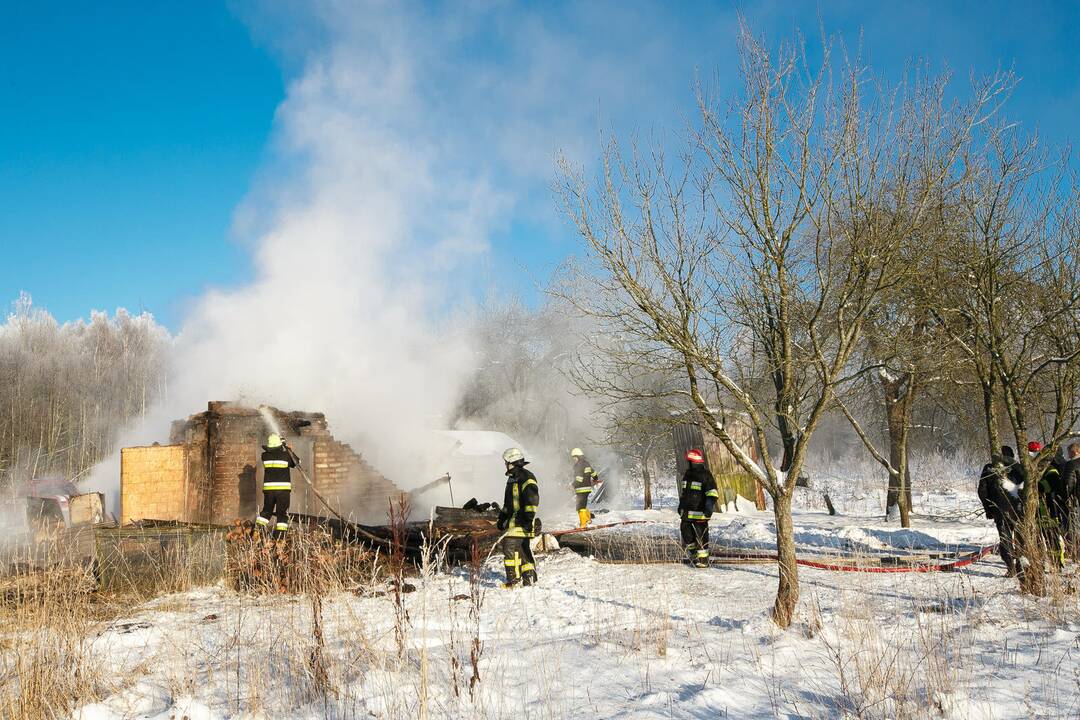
[261,445,296,491]
[678,464,719,521]
[499,464,540,537]
[572,456,597,494]
[978,460,1022,522]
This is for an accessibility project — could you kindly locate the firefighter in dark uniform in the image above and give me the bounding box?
[978,450,1023,576]
[679,448,719,568]
[1029,441,1066,568]
[257,433,295,536]
[497,447,540,587]
[570,447,598,528]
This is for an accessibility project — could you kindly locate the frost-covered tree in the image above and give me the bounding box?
[0,294,170,487]
[451,296,598,452]
[932,126,1080,596]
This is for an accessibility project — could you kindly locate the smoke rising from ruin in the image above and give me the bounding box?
[74,4,536,506]
[81,2,691,513]
[142,5,488,491]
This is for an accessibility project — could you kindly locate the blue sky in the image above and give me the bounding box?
[3,1,1079,329]
[0,1,280,326]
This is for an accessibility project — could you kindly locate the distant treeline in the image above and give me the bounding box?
[0,294,170,487]
[0,288,1023,495]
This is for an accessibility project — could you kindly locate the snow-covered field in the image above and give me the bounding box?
[59,498,1080,720]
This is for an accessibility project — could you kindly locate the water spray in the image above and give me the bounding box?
[257,405,283,440]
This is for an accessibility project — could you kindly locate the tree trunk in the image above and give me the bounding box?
[897,466,912,527]
[882,372,914,526]
[641,450,653,510]
[886,468,902,519]
[772,492,799,628]
[1016,499,1046,596]
[1011,436,1046,596]
[981,378,1000,455]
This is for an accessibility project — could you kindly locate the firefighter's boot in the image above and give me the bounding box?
[683,543,700,566]
[503,549,522,588]
[577,508,591,528]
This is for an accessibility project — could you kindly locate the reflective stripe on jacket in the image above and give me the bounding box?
[572,457,596,495]
[678,464,718,521]
[261,445,295,492]
[500,465,540,538]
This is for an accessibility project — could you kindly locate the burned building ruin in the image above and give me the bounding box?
[120,401,402,525]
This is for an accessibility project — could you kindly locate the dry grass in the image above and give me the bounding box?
[0,521,390,719]
[224,521,381,595]
[1,521,1079,719]
[0,546,116,718]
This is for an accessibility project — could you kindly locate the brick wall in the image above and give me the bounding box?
[184,424,214,523]
[209,414,260,525]
[160,402,403,526]
[311,434,403,523]
[171,404,260,525]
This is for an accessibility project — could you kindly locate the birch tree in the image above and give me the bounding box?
[0,294,170,487]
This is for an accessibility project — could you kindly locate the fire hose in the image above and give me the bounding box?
[551,519,997,573]
[710,544,997,573]
[550,520,649,536]
[284,444,392,547]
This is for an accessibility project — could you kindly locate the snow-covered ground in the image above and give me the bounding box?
[63,497,1080,720]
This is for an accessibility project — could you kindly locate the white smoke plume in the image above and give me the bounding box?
[85,1,696,514]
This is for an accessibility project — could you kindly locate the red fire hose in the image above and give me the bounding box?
[551,520,997,573]
[711,545,997,573]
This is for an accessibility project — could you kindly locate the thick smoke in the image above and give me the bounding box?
[84,2,694,513]
[88,5,486,502]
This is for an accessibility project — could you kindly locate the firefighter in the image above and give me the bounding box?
[496,447,540,587]
[978,450,1023,576]
[570,447,599,528]
[1029,441,1066,568]
[1061,442,1080,556]
[256,433,295,536]
[678,448,719,568]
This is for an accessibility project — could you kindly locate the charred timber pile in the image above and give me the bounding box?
[363,505,503,564]
[556,530,689,565]
[556,526,996,572]
[288,505,505,565]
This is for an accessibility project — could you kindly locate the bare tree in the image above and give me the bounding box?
[452,295,597,452]
[933,126,1080,595]
[559,25,1008,627]
[572,361,683,510]
[832,195,968,527]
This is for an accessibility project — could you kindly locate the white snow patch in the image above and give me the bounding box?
[51,503,1078,720]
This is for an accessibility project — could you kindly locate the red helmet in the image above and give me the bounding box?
[1027,441,1042,453]
[686,449,705,464]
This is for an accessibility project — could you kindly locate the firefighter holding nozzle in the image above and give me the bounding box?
[569,447,600,528]
[257,433,296,537]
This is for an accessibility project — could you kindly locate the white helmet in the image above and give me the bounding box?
[570,447,584,458]
[502,447,525,464]
[267,434,283,448]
